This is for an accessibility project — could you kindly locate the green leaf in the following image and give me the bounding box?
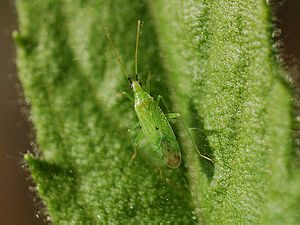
[15,0,300,224]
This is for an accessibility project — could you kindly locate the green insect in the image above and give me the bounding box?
[105,20,213,169]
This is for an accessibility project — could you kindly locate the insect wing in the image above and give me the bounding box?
[136,109,160,149]
[136,103,182,168]
[161,139,181,168]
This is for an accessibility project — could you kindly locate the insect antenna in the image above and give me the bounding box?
[135,20,141,84]
[105,27,132,84]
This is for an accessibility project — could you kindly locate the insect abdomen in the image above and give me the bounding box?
[135,97,181,168]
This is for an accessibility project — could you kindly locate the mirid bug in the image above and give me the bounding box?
[105,21,213,169]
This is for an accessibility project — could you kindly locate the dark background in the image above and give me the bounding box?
[0,1,299,225]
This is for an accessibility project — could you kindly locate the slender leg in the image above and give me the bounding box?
[128,122,140,131]
[122,91,134,102]
[165,113,214,162]
[135,129,144,145]
[130,129,143,162]
[127,122,140,161]
[156,95,170,112]
[159,168,163,181]
[130,150,137,162]
[165,113,180,119]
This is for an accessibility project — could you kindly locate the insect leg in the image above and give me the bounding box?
[159,168,163,180]
[122,91,134,102]
[128,122,141,161]
[165,113,180,119]
[135,129,144,145]
[156,95,170,112]
[128,122,140,131]
[130,129,144,162]
[166,113,214,163]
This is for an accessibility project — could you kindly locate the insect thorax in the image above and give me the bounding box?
[134,90,153,109]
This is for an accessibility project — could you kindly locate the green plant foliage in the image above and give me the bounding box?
[15,0,300,224]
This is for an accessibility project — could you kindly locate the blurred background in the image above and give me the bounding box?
[0,0,299,225]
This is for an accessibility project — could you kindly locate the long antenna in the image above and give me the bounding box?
[135,20,141,77]
[105,27,132,83]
